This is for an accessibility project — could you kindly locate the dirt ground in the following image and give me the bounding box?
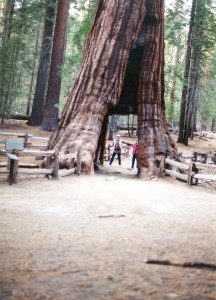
[0,120,216,300]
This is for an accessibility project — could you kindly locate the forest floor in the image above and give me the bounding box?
[0,120,216,300]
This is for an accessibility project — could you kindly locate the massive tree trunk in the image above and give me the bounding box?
[47,0,177,175]
[28,0,56,126]
[41,0,69,131]
[137,0,177,178]
[47,0,147,173]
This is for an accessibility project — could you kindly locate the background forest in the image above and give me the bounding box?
[0,0,216,143]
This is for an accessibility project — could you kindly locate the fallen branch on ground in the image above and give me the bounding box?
[145,259,216,271]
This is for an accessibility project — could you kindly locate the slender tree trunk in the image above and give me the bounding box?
[131,114,135,136]
[26,26,41,116]
[127,115,131,137]
[212,118,216,132]
[169,48,179,125]
[2,0,15,42]
[184,0,204,145]
[0,42,18,124]
[177,0,196,144]
[47,0,147,173]
[0,0,15,118]
[41,0,69,131]
[137,0,177,178]
[28,0,57,126]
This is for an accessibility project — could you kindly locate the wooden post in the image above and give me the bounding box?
[13,150,19,184]
[7,150,19,185]
[70,158,75,169]
[159,156,165,177]
[53,150,59,179]
[192,151,198,162]
[76,149,82,175]
[8,158,14,185]
[24,133,28,148]
[187,161,193,185]
[45,156,52,179]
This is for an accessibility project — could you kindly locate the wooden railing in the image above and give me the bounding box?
[0,132,49,149]
[157,156,216,186]
[0,138,82,184]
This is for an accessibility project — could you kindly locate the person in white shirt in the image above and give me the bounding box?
[109,134,122,166]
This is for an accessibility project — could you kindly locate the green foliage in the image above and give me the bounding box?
[164,0,189,123]
[1,0,216,131]
[59,0,97,110]
[199,52,216,129]
[0,0,46,117]
[165,0,216,130]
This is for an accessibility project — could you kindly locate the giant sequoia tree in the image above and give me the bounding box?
[47,0,177,177]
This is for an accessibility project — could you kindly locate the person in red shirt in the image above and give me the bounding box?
[123,139,138,170]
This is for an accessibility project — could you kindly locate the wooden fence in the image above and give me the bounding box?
[157,156,216,186]
[0,133,82,184]
[0,132,49,149]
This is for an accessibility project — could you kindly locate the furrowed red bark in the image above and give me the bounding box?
[47,0,147,173]
[137,0,177,178]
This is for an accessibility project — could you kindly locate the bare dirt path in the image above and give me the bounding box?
[0,170,216,300]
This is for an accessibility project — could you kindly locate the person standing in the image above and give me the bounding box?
[109,134,122,166]
[123,139,138,169]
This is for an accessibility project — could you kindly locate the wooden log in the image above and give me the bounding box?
[9,114,30,120]
[194,162,216,172]
[165,169,188,182]
[193,174,216,181]
[18,169,53,175]
[165,158,189,171]
[181,155,193,159]
[59,153,77,160]
[187,161,193,185]
[20,163,39,168]
[59,168,76,177]
[26,144,46,149]
[30,136,49,141]
[145,259,216,270]
[0,132,33,137]
[0,171,9,176]
[20,150,55,156]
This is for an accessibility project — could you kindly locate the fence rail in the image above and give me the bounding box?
[156,156,216,186]
[0,135,82,184]
[0,132,49,149]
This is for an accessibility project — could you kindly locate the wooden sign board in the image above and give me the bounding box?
[6,153,19,160]
[5,140,24,151]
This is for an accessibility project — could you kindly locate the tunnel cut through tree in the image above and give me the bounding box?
[46,0,177,177]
